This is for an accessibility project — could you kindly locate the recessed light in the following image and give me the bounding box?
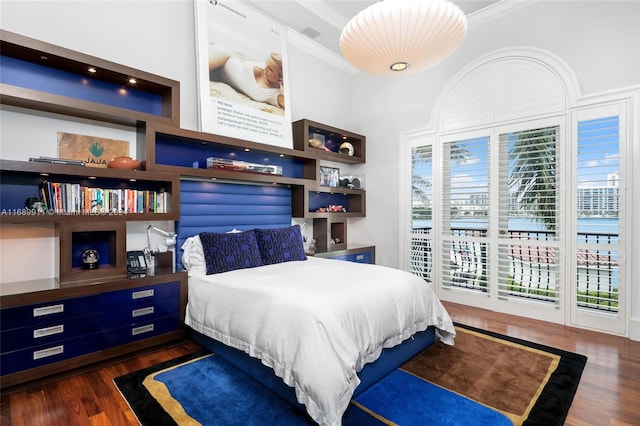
[390,62,409,72]
[88,67,97,74]
[128,77,137,85]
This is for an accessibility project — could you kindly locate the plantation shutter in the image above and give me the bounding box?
[440,136,490,292]
[496,126,561,306]
[410,145,434,280]
[575,115,620,313]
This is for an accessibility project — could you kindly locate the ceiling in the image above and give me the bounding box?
[244,1,501,59]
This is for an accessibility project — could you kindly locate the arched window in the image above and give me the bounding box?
[401,48,634,335]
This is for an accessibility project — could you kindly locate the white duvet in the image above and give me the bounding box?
[185,256,455,426]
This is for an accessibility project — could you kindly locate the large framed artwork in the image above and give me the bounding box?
[194,0,293,149]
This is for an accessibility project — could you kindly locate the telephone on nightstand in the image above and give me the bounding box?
[126,250,148,274]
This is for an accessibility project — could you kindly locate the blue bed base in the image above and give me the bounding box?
[177,178,437,418]
[189,327,436,413]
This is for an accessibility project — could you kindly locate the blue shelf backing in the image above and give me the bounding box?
[155,134,304,179]
[1,55,164,116]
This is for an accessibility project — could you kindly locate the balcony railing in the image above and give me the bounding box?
[411,227,619,312]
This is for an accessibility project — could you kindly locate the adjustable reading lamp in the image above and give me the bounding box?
[146,225,177,268]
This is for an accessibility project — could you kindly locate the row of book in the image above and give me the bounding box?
[39,181,170,214]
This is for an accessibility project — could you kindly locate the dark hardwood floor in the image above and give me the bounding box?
[1,302,638,425]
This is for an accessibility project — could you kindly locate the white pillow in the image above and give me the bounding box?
[181,235,206,275]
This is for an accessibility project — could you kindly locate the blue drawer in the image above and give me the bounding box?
[101,298,179,330]
[1,314,99,353]
[100,281,180,310]
[0,333,100,376]
[101,316,179,349]
[1,295,100,330]
[331,250,373,264]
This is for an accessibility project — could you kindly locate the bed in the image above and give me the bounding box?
[177,180,455,426]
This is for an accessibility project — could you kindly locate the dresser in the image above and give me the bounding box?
[0,271,187,388]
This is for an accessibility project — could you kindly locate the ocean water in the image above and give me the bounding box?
[413,217,619,235]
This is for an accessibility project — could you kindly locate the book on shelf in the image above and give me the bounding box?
[38,180,169,214]
[29,156,86,166]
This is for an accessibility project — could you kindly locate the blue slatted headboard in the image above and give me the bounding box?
[176,179,293,270]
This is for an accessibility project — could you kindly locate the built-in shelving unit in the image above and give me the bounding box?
[291,119,368,255]
[0,31,185,389]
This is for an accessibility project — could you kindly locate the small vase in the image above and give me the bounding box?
[107,156,140,170]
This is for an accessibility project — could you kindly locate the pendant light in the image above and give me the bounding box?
[340,0,468,76]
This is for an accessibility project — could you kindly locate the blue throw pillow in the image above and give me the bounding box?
[254,225,307,265]
[199,230,263,274]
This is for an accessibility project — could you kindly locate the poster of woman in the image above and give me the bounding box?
[194,0,293,148]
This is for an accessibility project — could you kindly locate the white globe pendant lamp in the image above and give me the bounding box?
[340,0,468,76]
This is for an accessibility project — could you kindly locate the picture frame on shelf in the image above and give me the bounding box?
[320,166,339,188]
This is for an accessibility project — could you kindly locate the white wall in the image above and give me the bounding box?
[0,0,354,282]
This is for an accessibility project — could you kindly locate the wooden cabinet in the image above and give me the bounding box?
[0,271,187,388]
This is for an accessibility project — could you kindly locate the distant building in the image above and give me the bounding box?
[577,173,619,216]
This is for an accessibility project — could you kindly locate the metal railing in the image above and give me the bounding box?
[411,227,619,312]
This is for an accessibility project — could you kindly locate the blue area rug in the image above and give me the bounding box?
[115,350,513,425]
[114,324,586,425]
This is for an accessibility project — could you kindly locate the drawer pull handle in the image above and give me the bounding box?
[132,307,154,317]
[356,255,365,260]
[132,289,154,299]
[34,324,64,339]
[33,345,64,360]
[132,324,154,336]
[33,304,64,317]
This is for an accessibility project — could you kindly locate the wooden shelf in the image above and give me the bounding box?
[292,119,365,164]
[291,185,366,218]
[141,123,318,185]
[0,30,179,127]
[0,159,179,223]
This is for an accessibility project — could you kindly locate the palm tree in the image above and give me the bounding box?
[508,126,558,230]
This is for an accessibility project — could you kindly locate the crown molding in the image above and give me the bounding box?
[467,0,537,28]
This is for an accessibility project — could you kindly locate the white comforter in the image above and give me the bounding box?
[185,257,455,426]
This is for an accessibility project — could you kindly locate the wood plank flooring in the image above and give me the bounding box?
[1,302,638,425]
